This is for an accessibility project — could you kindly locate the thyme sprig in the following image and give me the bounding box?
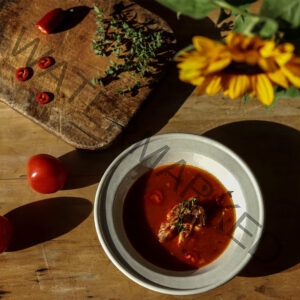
[91,5,165,93]
[175,197,198,233]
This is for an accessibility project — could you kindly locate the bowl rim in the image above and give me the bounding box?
[94,132,264,295]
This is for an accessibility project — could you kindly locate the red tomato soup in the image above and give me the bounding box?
[123,163,236,271]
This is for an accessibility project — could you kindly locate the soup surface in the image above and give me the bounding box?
[123,163,236,271]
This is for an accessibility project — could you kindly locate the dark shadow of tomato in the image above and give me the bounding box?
[53,6,91,33]
[5,197,92,251]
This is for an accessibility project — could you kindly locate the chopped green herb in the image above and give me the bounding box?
[91,5,165,93]
[175,197,198,233]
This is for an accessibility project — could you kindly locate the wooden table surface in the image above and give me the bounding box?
[1,0,300,299]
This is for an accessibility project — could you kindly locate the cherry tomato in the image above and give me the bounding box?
[0,216,13,253]
[15,67,32,81]
[38,56,54,69]
[35,8,65,34]
[183,250,199,266]
[144,189,164,204]
[36,92,53,104]
[27,154,67,194]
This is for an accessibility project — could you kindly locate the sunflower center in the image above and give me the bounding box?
[224,62,263,75]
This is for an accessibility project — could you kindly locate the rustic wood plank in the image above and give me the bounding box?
[0,0,175,150]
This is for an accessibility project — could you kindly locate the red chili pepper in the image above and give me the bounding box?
[15,67,32,81]
[36,92,53,104]
[183,250,199,266]
[38,56,54,69]
[144,189,164,204]
[35,8,65,34]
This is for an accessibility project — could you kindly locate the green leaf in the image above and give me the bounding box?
[256,19,279,38]
[260,0,300,28]
[243,93,252,103]
[94,6,100,14]
[214,0,274,37]
[233,10,278,38]
[156,0,218,19]
[268,85,300,108]
[274,85,300,100]
[227,0,256,5]
[233,13,250,33]
[245,86,300,107]
[233,13,259,34]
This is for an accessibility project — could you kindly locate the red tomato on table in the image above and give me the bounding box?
[27,154,67,194]
[37,56,54,69]
[0,216,13,253]
[15,67,32,81]
[36,92,52,104]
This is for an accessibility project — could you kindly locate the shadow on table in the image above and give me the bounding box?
[134,0,223,49]
[118,0,223,141]
[5,197,92,251]
[58,140,129,190]
[204,120,300,276]
[52,6,91,33]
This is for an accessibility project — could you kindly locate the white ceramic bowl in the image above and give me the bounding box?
[94,133,264,295]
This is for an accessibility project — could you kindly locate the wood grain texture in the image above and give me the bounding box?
[0,0,175,150]
[1,0,300,299]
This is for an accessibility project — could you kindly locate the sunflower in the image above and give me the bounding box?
[176,32,300,106]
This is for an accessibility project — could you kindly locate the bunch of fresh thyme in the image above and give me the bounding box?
[91,5,164,94]
[175,197,198,233]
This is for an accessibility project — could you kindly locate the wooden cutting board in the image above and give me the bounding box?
[0,0,175,150]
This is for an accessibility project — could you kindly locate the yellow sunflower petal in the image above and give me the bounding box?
[278,43,295,54]
[281,59,300,87]
[177,58,207,71]
[230,51,247,63]
[206,75,222,95]
[192,36,221,53]
[259,41,276,57]
[275,52,294,66]
[253,74,274,106]
[244,51,260,65]
[258,57,278,72]
[267,69,290,89]
[229,33,256,46]
[206,57,231,73]
[178,69,203,85]
[177,56,209,84]
[195,76,212,95]
[226,32,244,49]
[224,74,251,99]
